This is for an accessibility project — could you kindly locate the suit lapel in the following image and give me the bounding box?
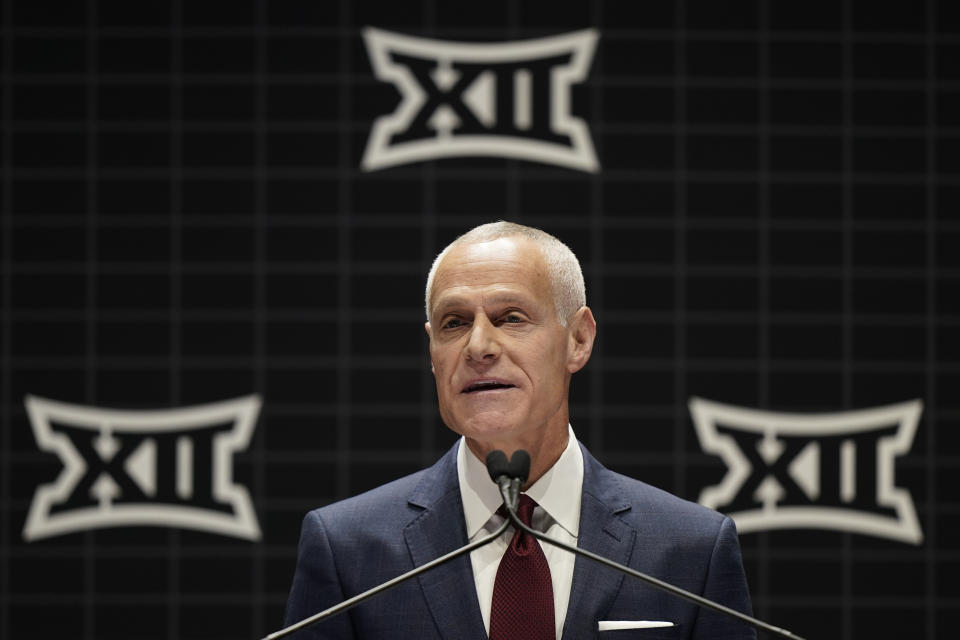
[401,442,643,640]
[404,445,487,640]
[561,446,637,640]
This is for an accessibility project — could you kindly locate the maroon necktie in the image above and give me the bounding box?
[489,494,555,640]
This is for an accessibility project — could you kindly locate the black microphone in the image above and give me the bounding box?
[498,449,807,640]
[485,449,529,512]
[261,450,525,640]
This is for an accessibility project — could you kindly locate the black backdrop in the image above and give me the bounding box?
[2,0,959,638]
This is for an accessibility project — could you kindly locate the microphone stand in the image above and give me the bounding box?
[496,483,808,640]
[262,517,511,640]
[267,448,805,640]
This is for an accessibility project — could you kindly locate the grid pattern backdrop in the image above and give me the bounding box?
[2,0,958,638]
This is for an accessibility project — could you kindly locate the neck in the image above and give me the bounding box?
[465,422,569,490]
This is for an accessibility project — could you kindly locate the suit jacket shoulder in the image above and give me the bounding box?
[565,444,755,639]
[582,447,729,546]
[283,444,486,640]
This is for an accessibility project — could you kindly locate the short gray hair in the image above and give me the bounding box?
[425,221,586,326]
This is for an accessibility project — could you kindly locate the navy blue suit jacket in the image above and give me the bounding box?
[284,443,755,639]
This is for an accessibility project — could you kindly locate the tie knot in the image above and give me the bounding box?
[513,494,538,527]
[496,494,539,528]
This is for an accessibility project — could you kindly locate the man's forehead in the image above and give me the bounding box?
[455,236,527,257]
[429,237,553,314]
[437,237,544,276]
[432,286,538,312]
[434,237,545,280]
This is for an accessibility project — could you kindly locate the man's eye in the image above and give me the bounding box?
[502,314,523,324]
[443,318,465,329]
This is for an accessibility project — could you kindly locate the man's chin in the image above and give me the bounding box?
[453,415,524,443]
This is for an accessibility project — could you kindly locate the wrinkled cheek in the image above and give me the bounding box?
[436,399,453,428]
[434,380,455,423]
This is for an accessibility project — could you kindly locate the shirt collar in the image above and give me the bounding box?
[457,425,584,539]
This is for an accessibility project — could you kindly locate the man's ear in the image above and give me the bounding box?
[424,322,435,374]
[566,306,596,373]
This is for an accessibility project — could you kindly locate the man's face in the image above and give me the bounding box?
[425,237,586,450]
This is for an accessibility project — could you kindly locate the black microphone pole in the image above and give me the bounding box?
[263,518,510,640]
[261,450,524,640]
[498,450,808,640]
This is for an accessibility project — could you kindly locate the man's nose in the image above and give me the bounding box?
[464,315,501,362]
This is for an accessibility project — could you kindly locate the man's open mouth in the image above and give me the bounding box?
[462,380,516,393]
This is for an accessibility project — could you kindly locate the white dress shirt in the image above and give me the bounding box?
[456,426,584,639]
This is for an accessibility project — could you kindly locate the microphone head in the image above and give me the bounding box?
[485,450,510,483]
[507,450,531,485]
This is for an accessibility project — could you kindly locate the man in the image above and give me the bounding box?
[284,222,755,639]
